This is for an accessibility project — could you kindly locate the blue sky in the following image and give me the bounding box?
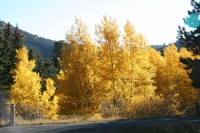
[0,0,192,44]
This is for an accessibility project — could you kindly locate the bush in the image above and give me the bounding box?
[15,101,43,120]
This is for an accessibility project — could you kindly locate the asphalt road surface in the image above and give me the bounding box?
[0,117,200,133]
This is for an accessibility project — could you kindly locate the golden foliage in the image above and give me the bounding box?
[57,19,103,115]
[41,78,59,120]
[149,45,198,114]
[10,46,58,119]
[95,16,128,112]
[10,47,41,104]
[10,46,42,119]
[57,17,198,117]
[120,20,156,115]
[11,17,199,119]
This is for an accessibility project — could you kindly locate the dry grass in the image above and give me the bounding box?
[0,119,9,127]
[14,114,122,126]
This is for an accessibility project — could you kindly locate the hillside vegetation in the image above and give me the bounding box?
[0,20,54,58]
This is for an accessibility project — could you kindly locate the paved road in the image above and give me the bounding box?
[0,117,200,133]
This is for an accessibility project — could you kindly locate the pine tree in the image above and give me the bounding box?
[177,0,200,55]
[52,40,64,73]
[177,0,200,89]
[28,48,43,62]
[0,30,4,72]
[10,25,25,76]
[0,23,13,90]
[12,25,24,50]
[39,59,58,79]
[29,48,58,79]
[3,23,12,48]
[0,23,24,90]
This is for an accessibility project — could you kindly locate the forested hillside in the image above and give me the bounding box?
[0,20,54,58]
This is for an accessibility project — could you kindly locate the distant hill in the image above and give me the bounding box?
[174,40,182,50]
[151,42,182,52]
[151,44,167,51]
[0,20,54,58]
[1,20,183,59]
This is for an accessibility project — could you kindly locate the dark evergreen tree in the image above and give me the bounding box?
[177,0,200,55]
[28,48,44,76]
[3,23,12,48]
[0,30,5,76]
[177,0,200,89]
[28,48,58,92]
[0,23,13,90]
[177,0,200,117]
[11,25,25,70]
[177,1,200,115]
[12,25,24,49]
[28,48,58,79]
[28,48,43,65]
[0,23,25,90]
[51,40,64,74]
[0,20,54,59]
[39,59,58,78]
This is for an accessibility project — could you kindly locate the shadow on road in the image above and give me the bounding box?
[39,117,200,133]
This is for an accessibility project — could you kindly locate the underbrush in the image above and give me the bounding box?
[0,119,8,127]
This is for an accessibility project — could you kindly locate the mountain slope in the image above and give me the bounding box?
[0,20,54,58]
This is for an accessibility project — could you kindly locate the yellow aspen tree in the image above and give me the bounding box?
[57,19,102,115]
[148,47,179,115]
[180,47,194,59]
[10,46,42,118]
[95,16,128,113]
[148,48,167,95]
[164,45,197,105]
[150,45,198,114]
[41,78,59,120]
[11,46,59,119]
[122,20,156,112]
